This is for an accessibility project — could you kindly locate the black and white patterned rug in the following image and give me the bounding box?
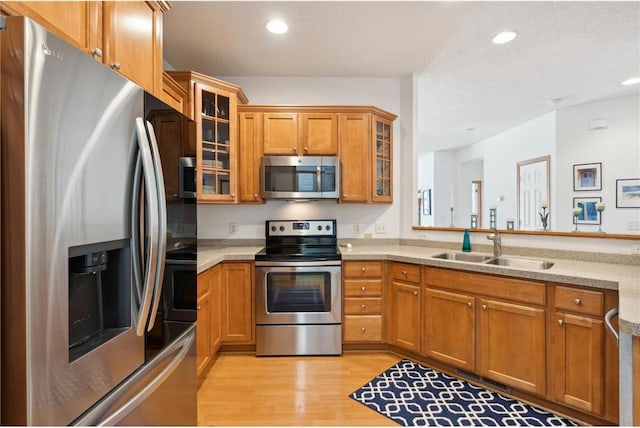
[350,359,579,427]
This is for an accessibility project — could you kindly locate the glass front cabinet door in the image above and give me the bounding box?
[373,116,393,202]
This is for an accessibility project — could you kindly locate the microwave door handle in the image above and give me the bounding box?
[132,118,160,336]
[144,120,167,331]
[316,165,322,194]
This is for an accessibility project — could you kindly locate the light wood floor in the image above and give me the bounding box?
[198,352,400,426]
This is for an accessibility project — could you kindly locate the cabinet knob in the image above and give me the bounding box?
[197,305,202,311]
[90,48,103,58]
[467,302,472,308]
[361,286,366,291]
[304,147,308,152]
[231,193,236,198]
[574,298,582,305]
[110,61,121,70]
[361,267,366,272]
[254,194,258,199]
[558,319,564,326]
[361,327,366,333]
[482,304,488,310]
[343,193,347,197]
[361,304,366,309]
[413,290,418,296]
[292,147,297,152]
[402,271,408,275]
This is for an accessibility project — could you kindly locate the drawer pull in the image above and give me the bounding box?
[574,298,582,305]
[413,290,418,296]
[558,319,564,326]
[402,270,408,275]
[467,302,472,308]
[90,48,103,58]
[197,305,202,311]
[361,327,366,333]
[361,304,366,309]
[482,304,487,310]
[361,267,366,272]
[361,286,366,291]
[110,61,121,70]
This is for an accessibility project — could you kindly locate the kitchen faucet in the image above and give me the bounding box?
[487,228,502,257]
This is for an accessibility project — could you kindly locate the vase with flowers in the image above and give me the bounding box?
[538,201,549,230]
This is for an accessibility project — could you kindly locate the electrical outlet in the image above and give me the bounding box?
[364,233,373,240]
[626,220,640,231]
[631,243,640,254]
[375,223,386,234]
[229,222,238,234]
[354,224,361,234]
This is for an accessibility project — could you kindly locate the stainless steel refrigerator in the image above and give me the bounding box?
[1,16,197,425]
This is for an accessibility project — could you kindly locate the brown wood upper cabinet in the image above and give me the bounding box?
[168,71,249,203]
[3,1,169,96]
[262,112,338,155]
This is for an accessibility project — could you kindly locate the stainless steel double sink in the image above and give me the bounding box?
[431,252,554,270]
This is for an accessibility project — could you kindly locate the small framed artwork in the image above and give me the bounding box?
[616,178,640,208]
[573,162,602,191]
[573,197,602,224]
[422,189,431,216]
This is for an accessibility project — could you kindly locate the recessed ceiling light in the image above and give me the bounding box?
[492,31,517,44]
[622,77,640,86]
[266,19,288,34]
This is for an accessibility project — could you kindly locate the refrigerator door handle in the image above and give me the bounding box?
[604,306,619,345]
[144,120,168,331]
[94,330,195,426]
[131,118,160,336]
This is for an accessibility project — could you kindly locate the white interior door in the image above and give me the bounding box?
[518,156,550,230]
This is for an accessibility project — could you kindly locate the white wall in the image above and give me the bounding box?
[198,76,404,239]
[556,94,640,233]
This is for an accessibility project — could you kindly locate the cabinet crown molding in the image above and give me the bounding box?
[238,104,397,121]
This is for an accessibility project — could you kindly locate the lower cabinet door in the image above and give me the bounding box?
[388,281,421,352]
[553,312,604,415]
[422,288,475,371]
[196,290,211,376]
[479,298,546,396]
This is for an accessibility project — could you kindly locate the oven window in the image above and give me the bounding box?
[266,272,331,313]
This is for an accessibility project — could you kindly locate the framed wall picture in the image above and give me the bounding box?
[616,178,640,208]
[423,189,431,215]
[573,162,602,191]
[573,197,602,224]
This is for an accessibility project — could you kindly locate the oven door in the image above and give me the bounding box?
[162,259,197,322]
[255,262,342,325]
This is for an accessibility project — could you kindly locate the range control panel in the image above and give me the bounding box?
[266,220,336,237]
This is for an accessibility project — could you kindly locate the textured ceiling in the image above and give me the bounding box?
[163,1,640,151]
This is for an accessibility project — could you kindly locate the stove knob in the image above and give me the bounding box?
[271,226,276,232]
[325,225,331,231]
[279,226,285,232]
[317,225,322,231]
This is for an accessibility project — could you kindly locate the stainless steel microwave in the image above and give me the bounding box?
[179,157,196,198]
[261,156,340,200]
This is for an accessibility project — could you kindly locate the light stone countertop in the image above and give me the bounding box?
[197,243,640,336]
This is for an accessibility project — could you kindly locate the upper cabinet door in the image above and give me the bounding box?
[339,113,371,202]
[2,1,102,57]
[299,113,338,155]
[103,1,164,94]
[263,113,299,155]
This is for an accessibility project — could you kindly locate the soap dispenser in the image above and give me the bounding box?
[462,229,472,252]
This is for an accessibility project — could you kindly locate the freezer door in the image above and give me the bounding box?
[73,323,197,426]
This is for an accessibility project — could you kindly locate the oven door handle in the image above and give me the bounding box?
[255,260,342,267]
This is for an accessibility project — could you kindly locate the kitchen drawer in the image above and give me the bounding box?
[344,315,383,342]
[390,262,421,284]
[197,271,211,297]
[344,297,382,315]
[343,279,383,297]
[343,261,383,279]
[554,285,604,317]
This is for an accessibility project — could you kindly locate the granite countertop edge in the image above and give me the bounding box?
[196,243,640,335]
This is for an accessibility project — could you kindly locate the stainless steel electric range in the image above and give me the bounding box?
[255,220,342,356]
